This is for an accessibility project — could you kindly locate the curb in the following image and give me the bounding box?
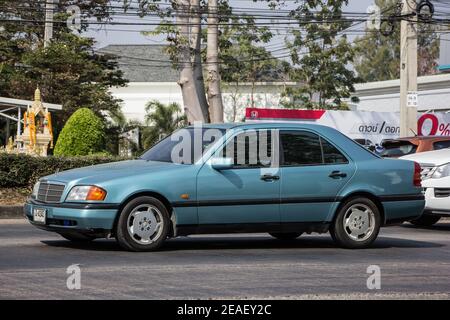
[0,205,24,219]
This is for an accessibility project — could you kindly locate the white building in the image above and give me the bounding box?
[354,73,450,113]
[99,45,296,123]
[100,45,450,119]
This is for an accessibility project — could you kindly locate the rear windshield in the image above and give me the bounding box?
[380,140,417,157]
[433,140,450,150]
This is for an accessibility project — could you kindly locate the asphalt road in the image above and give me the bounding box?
[0,218,449,299]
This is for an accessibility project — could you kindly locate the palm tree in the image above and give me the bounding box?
[105,109,142,156]
[142,100,187,149]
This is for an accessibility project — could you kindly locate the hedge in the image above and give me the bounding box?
[54,108,106,156]
[0,153,129,189]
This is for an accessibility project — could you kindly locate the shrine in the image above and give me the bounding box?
[0,88,62,156]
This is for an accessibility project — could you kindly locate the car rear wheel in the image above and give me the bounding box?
[116,196,170,252]
[59,233,96,242]
[410,215,441,227]
[330,197,381,249]
[269,232,302,240]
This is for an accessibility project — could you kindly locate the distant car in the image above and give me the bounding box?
[354,138,376,151]
[380,136,450,158]
[25,123,424,251]
[401,148,450,226]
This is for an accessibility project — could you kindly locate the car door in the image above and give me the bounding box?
[196,129,280,227]
[279,130,356,223]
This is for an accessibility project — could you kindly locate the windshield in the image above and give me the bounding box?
[380,140,417,158]
[140,127,226,164]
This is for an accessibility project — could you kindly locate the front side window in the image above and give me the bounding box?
[220,130,273,168]
[280,131,348,166]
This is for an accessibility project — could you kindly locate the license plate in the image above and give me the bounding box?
[33,208,46,224]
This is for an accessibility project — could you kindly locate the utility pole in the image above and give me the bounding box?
[399,0,418,137]
[44,0,55,48]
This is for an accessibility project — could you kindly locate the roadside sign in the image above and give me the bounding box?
[407,91,419,108]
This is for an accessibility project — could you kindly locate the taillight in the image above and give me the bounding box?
[413,162,422,187]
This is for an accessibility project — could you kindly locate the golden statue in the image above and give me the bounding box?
[18,87,54,156]
[5,136,14,152]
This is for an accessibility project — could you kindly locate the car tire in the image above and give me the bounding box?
[116,196,170,252]
[330,197,381,249]
[269,232,302,240]
[59,233,96,242]
[410,215,441,227]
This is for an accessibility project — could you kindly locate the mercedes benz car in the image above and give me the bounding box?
[25,123,425,251]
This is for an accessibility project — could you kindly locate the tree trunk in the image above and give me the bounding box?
[206,0,224,123]
[176,0,207,123]
[190,0,210,122]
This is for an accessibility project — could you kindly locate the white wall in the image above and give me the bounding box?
[110,82,295,123]
[110,82,183,122]
[354,74,450,113]
[357,88,450,113]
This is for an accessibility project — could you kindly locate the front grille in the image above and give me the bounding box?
[420,166,435,180]
[37,182,65,203]
[435,188,450,198]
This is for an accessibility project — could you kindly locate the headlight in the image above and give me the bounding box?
[66,186,107,201]
[31,181,40,199]
[432,163,450,179]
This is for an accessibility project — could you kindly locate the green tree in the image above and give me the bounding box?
[282,0,357,110]
[54,108,106,156]
[106,109,142,156]
[0,0,127,135]
[220,15,278,100]
[353,0,440,82]
[142,100,187,149]
[145,1,279,121]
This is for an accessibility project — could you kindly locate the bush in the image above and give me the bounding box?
[54,108,106,156]
[0,153,128,189]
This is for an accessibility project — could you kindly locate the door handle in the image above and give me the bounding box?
[329,171,347,179]
[260,174,280,181]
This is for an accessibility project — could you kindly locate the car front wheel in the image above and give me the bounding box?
[116,196,170,252]
[330,197,381,249]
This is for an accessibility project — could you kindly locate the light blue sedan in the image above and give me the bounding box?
[25,123,424,251]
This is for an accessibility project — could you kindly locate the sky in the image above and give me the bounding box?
[86,0,376,48]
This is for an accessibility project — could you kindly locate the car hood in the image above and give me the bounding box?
[43,159,187,185]
[400,148,450,167]
[422,175,450,188]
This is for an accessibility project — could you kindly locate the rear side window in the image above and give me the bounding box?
[280,131,348,166]
[433,140,450,150]
[280,131,322,165]
[322,138,348,164]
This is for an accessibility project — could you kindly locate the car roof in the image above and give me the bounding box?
[392,136,450,141]
[190,122,332,131]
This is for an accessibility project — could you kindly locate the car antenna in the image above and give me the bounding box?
[410,128,418,136]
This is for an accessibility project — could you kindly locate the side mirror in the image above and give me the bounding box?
[210,157,233,170]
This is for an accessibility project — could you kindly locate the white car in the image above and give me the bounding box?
[401,148,450,226]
